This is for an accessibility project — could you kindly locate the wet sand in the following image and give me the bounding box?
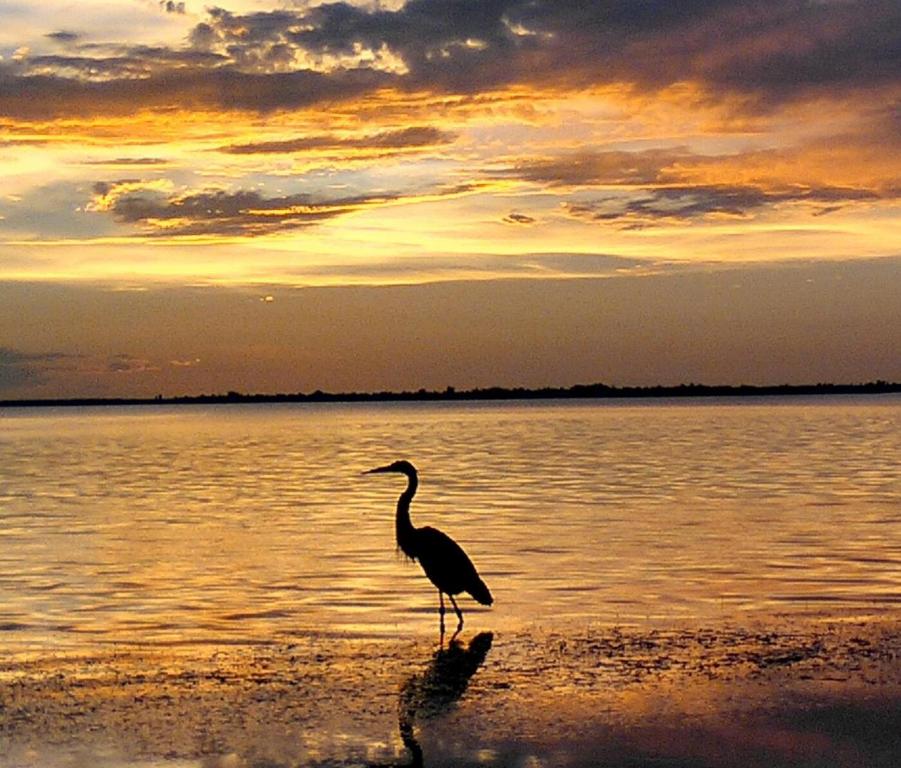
[1,618,898,768]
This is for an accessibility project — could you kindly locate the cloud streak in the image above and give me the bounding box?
[218,125,455,155]
[503,146,897,227]
[275,250,654,282]
[86,179,483,237]
[105,354,159,374]
[504,149,691,188]
[88,183,386,237]
[563,184,885,229]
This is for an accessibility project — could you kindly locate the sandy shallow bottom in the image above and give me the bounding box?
[1,618,899,768]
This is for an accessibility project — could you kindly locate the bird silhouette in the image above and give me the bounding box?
[364,460,492,638]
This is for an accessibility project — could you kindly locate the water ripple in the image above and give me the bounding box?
[1,398,899,648]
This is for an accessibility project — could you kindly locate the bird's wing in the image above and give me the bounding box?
[415,526,493,605]
[415,525,481,589]
[417,526,473,561]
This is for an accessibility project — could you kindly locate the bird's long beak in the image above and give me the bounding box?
[363,464,393,475]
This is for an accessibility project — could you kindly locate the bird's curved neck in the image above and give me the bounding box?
[396,470,418,558]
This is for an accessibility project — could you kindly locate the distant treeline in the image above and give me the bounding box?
[2,381,900,408]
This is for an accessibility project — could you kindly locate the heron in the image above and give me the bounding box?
[364,460,493,637]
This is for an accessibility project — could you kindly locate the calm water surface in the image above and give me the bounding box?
[1,398,898,649]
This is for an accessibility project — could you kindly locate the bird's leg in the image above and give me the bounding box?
[449,594,464,638]
[438,591,446,641]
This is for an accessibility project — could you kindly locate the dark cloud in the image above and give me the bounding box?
[91,182,400,237]
[505,141,901,193]
[0,348,74,391]
[0,62,389,119]
[502,145,897,226]
[564,184,884,229]
[0,348,166,391]
[160,1,186,14]
[45,31,80,43]
[1,1,897,120]
[193,0,900,102]
[21,47,228,80]
[188,22,217,52]
[81,157,170,166]
[502,212,536,225]
[10,350,78,365]
[0,137,54,147]
[88,178,485,237]
[504,149,691,188]
[218,126,455,154]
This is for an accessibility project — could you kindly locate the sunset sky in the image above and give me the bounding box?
[1,0,899,398]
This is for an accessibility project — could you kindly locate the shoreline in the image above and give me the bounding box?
[2,616,898,767]
[2,381,900,409]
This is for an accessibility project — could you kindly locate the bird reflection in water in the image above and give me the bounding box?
[371,632,494,768]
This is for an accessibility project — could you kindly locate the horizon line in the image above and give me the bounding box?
[2,381,899,409]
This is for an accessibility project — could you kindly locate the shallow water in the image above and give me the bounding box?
[2,621,898,768]
[1,397,899,649]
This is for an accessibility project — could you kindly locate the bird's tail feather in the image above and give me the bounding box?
[468,576,493,606]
